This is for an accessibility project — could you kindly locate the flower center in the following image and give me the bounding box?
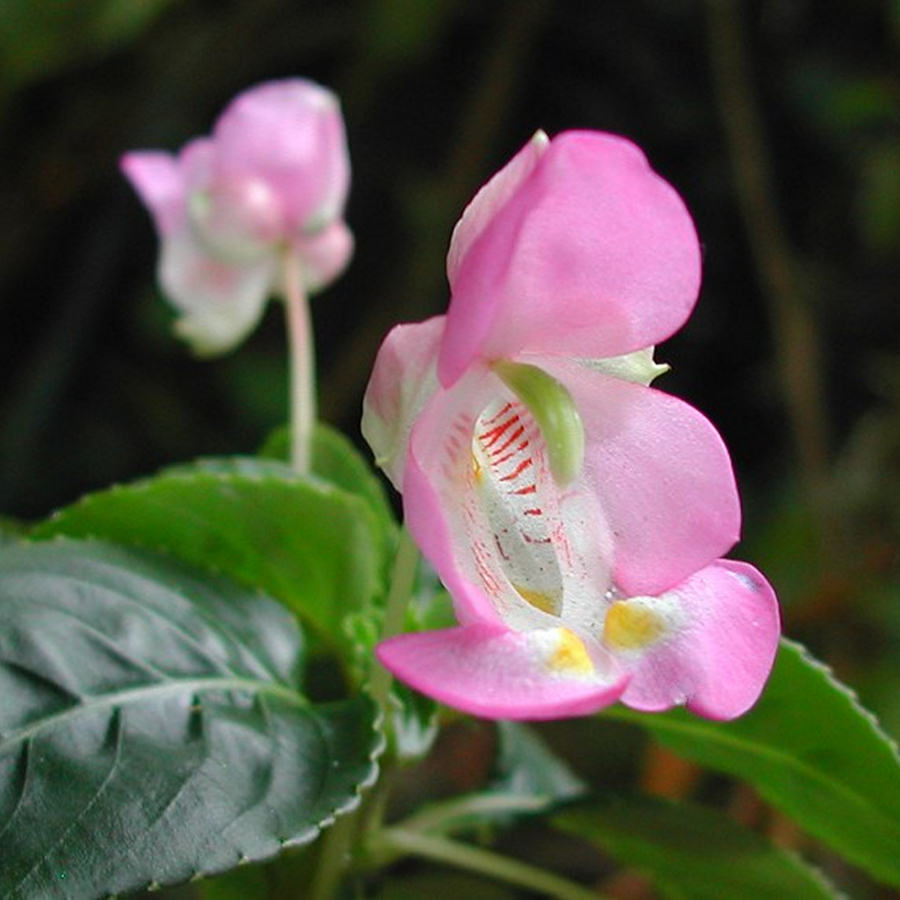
[469,399,565,622]
[463,393,613,645]
[189,176,283,262]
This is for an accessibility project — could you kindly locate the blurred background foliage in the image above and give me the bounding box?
[0,0,898,896]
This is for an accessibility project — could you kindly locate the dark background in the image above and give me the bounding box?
[0,1,898,891]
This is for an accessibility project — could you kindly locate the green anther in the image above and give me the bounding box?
[493,360,584,487]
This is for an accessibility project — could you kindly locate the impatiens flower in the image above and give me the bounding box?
[363,130,779,721]
[121,78,352,355]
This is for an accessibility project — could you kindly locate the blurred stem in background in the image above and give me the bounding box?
[705,0,836,563]
[639,0,847,811]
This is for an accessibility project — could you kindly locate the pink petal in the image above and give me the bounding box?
[292,220,354,292]
[179,137,215,187]
[377,624,628,720]
[540,358,741,595]
[158,230,275,356]
[402,365,507,626]
[446,130,549,285]
[120,151,185,235]
[362,317,445,491]
[212,79,350,233]
[438,131,701,386]
[618,560,780,720]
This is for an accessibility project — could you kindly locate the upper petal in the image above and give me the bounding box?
[446,130,549,286]
[539,357,741,595]
[439,131,701,386]
[377,623,628,720]
[120,151,185,236]
[212,79,350,232]
[616,560,780,720]
[362,316,445,490]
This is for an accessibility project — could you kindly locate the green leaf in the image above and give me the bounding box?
[263,423,394,518]
[30,457,389,655]
[311,424,397,535]
[555,794,836,899]
[262,423,398,569]
[0,539,381,898]
[604,639,900,886]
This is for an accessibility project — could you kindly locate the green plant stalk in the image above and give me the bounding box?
[283,249,315,474]
[309,526,420,900]
[396,792,550,835]
[369,524,420,714]
[308,812,357,900]
[371,828,606,900]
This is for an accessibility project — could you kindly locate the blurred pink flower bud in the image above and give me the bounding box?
[121,79,352,355]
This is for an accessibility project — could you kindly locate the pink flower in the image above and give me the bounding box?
[363,131,779,721]
[121,79,352,355]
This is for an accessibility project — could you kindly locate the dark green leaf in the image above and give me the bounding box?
[555,794,836,899]
[31,457,389,654]
[0,540,381,898]
[604,639,900,886]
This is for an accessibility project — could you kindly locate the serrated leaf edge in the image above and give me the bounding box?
[604,638,900,883]
[29,466,391,649]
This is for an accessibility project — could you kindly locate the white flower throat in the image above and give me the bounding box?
[458,395,677,658]
[465,398,605,631]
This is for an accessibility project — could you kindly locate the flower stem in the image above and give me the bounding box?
[282,249,315,474]
[372,828,605,900]
[395,792,550,835]
[309,527,420,899]
[369,525,420,714]
[308,813,356,900]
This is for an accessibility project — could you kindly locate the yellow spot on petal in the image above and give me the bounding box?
[513,583,561,615]
[548,628,594,675]
[603,600,666,650]
[471,452,483,484]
